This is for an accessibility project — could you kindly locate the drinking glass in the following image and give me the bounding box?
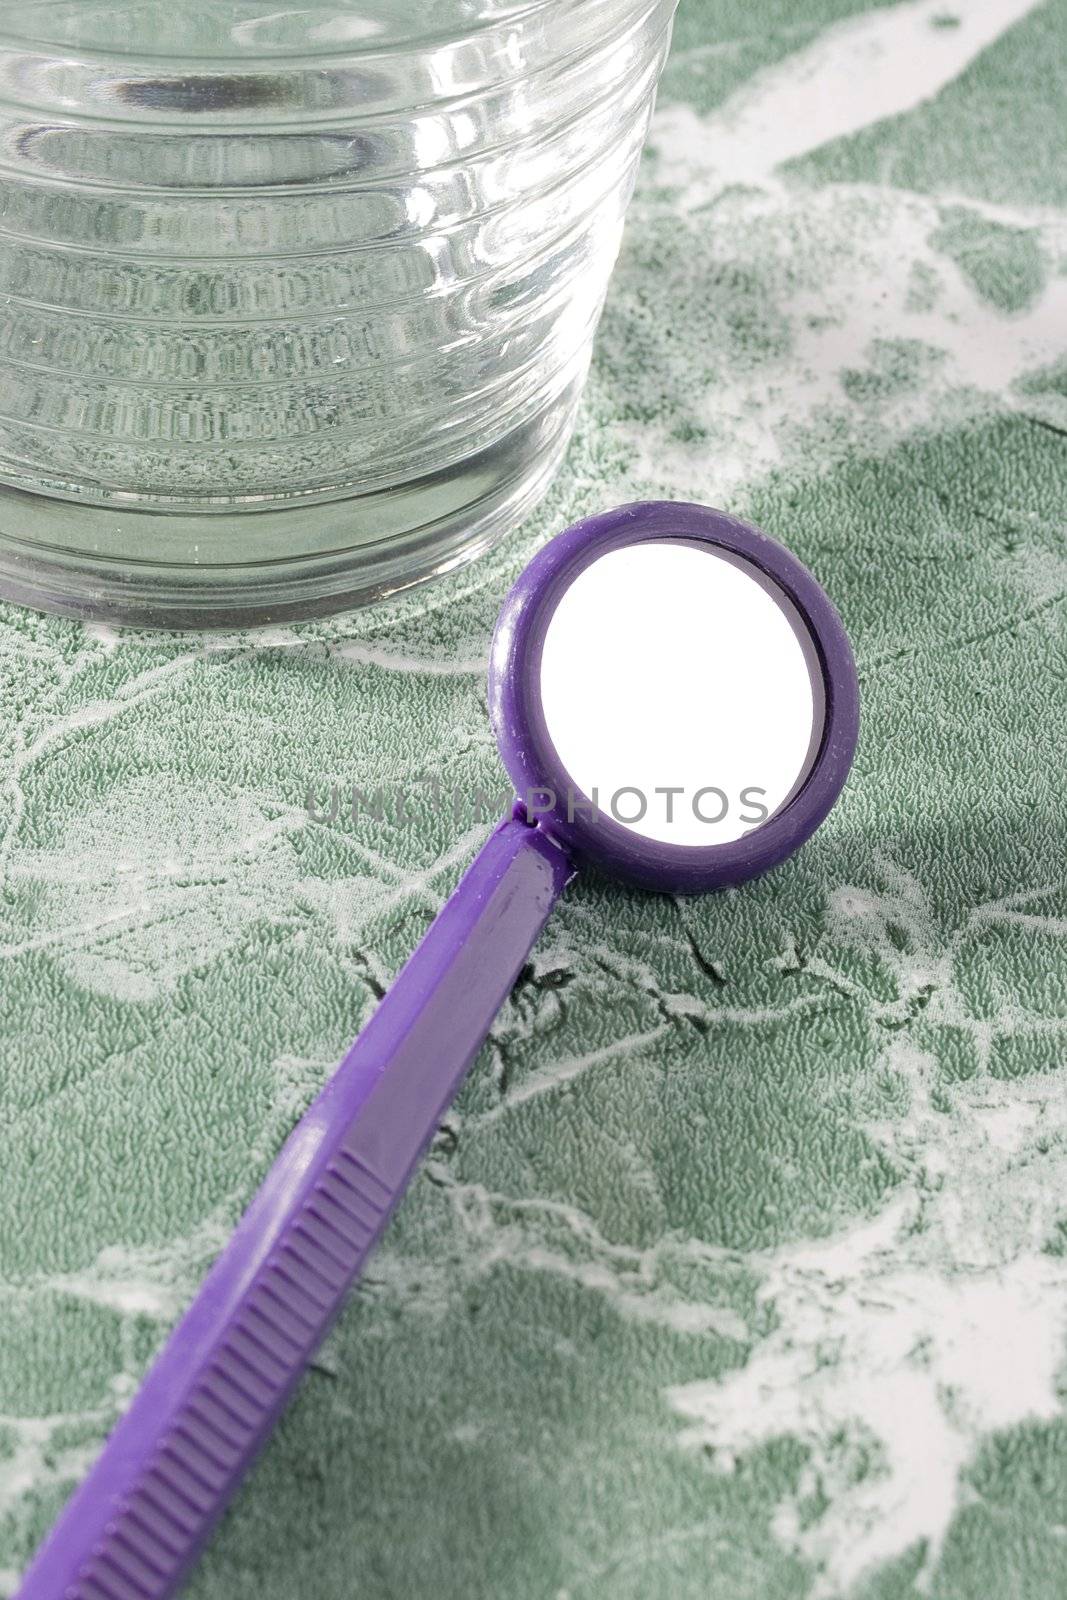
[0,1,678,624]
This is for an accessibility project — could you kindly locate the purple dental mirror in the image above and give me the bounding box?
[18,502,858,1600]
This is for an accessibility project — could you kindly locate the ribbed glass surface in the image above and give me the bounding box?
[0,1,676,623]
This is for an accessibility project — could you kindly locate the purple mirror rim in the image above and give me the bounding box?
[489,501,860,893]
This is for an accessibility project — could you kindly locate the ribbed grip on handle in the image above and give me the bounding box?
[18,816,574,1600]
[74,1150,396,1600]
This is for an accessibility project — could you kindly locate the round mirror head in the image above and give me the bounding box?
[489,502,859,892]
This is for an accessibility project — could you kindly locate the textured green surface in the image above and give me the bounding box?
[3,2,1067,1595]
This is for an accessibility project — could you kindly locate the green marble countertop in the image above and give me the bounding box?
[4,1,1067,1595]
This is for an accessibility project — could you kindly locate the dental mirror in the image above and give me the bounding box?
[21,503,858,1600]
[491,500,855,888]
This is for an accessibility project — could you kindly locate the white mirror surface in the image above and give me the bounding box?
[537,541,822,847]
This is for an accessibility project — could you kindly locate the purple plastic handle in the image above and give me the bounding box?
[18,815,574,1600]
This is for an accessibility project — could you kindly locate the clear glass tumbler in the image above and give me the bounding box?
[0,1,677,625]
